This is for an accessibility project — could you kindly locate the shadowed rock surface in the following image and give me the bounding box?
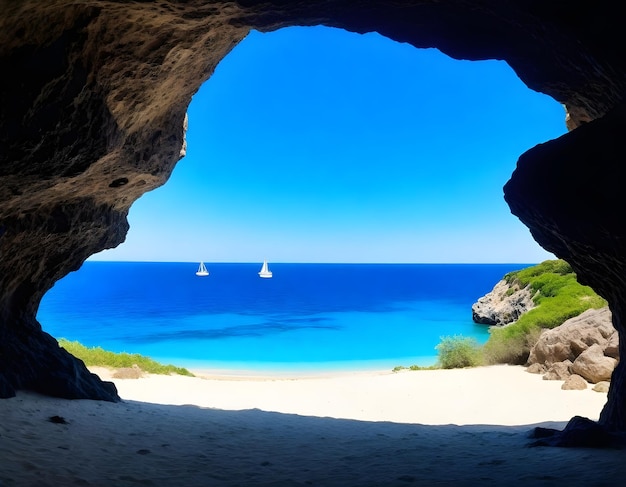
[1,1,626,442]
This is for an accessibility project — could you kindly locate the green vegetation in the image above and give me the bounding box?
[503,259,573,287]
[392,364,438,372]
[393,335,483,372]
[483,259,607,365]
[393,259,607,372]
[436,335,484,369]
[58,339,194,376]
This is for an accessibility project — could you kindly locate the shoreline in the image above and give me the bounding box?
[92,363,608,426]
[185,362,411,380]
[152,354,442,376]
[2,364,619,486]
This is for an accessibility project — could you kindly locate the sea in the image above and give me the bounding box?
[37,262,529,373]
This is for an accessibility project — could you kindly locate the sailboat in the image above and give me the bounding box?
[258,260,272,278]
[195,261,209,277]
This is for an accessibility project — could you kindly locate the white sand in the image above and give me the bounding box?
[1,365,623,486]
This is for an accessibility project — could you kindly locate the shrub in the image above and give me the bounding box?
[58,339,194,376]
[436,335,483,369]
[505,287,517,297]
[482,326,543,365]
[504,259,573,287]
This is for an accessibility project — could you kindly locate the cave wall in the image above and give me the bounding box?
[1,0,626,429]
[504,100,626,430]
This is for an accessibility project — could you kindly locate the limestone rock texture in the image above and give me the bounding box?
[527,307,618,385]
[562,374,587,391]
[2,1,626,437]
[528,307,617,366]
[571,344,618,384]
[471,279,535,326]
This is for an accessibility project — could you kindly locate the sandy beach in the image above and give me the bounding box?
[1,365,623,486]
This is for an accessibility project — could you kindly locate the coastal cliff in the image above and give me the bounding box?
[472,262,618,387]
[471,278,535,326]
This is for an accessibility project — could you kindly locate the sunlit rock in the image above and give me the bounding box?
[562,374,587,391]
[572,344,618,384]
[471,279,535,326]
[528,307,616,366]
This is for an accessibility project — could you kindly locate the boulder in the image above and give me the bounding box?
[562,374,588,390]
[543,360,572,381]
[112,364,144,379]
[571,344,617,384]
[593,381,611,393]
[526,363,547,374]
[528,307,617,366]
[605,332,620,359]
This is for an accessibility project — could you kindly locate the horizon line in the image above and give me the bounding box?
[85,259,543,265]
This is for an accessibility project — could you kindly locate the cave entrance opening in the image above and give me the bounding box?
[39,26,566,373]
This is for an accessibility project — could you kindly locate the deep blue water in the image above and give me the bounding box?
[37,262,528,372]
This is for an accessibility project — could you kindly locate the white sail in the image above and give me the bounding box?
[258,260,272,278]
[196,261,209,276]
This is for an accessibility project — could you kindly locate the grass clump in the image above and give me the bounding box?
[436,335,483,369]
[392,364,438,372]
[58,339,194,377]
[484,259,607,365]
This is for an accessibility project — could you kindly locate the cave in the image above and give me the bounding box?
[2,1,626,445]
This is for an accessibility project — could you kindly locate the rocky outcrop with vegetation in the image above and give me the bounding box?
[473,260,618,387]
[472,278,535,326]
[474,260,608,366]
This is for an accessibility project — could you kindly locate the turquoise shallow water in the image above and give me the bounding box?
[37,262,529,371]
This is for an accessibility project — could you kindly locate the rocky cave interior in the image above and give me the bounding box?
[1,1,626,447]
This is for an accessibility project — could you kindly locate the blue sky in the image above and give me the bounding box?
[93,26,566,264]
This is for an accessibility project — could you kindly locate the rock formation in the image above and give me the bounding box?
[562,374,587,391]
[528,307,617,363]
[471,279,535,326]
[572,344,618,384]
[527,307,619,385]
[2,1,626,443]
